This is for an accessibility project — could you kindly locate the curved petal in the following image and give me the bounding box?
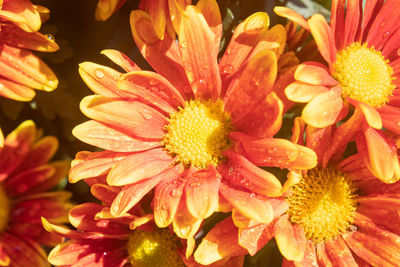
[80,95,167,140]
[302,86,343,128]
[185,167,220,219]
[294,62,338,86]
[73,120,160,152]
[0,0,41,32]
[0,76,35,101]
[95,0,126,21]
[100,49,140,72]
[351,99,382,129]
[285,82,329,103]
[224,50,277,122]
[308,14,337,65]
[148,0,167,40]
[172,196,203,239]
[274,7,309,31]
[323,237,357,266]
[194,217,247,265]
[274,214,306,262]
[239,223,273,256]
[197,0,222,51]
[90,184,120,206]
[179,5,221,99]
[106,148,174,186]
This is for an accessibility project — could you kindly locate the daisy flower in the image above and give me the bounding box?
[71,0,317,247]
[95,0,190,40]
[0,0,59,102]
[275,0,400,183]
[195,119,400,266]
[43,188,243,267]
[0,120,71,266]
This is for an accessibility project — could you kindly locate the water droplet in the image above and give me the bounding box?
[141,109,153,120]
[383,31,390,38]
[45,34,54,40]
[95,69,105,79]
[222,64,233,74]
[149,79,158,86]
[171,188,182,197]
[180,41,188,48]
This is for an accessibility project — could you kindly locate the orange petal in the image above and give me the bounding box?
[274,7,309,31]
[351,100,382,129]
[179,5,221,99]
[220,182,273,224]
[111,166,181,216]
[250,24,287,58]
[197,0,222,52]
[294,62,337,86]
[0,0,41,32]
[95,0,126,21]
[184,168,219,220]
[90,184,120,206]
[106,148,174,186]
[172,196,203,239]
[224,49,277,121]
[0,24,59,52]
[118,70,185,113]
[130,10,191,96]
[73,120,160,153]
[361,126,394,182]
[194,217,247,265]
[308,14,336,65]
[148,0,167,40]
[154,174,185,227]
[274,214,306,262]
[218,12,270,89]
[0,76,35,101]
[222,151,282,197]
[302,86,343,128]
[168,0,189,34]
[0,44,58,91]
[239,223,273,256]
[285,81,329,103]
[323,236,357,266]
[80,95,167,139]
[100,49,140,72]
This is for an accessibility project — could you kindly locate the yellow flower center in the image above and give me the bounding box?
[0,185,10,232]
[333,42,395,107]
[287,168,358,243]
[163,100,232,168]
[127,229,185,267]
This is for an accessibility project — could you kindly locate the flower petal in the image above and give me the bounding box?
[107,148,174,186]
[274,7,309,31]
[308,14,337,65]
[0,76,35,101]
[95,0,126,21]
[80,95,167,140]
[294,62,338,86]
[0,0,41,32]
[351,99,382,129]
[197,0,222,52]
[73,120,160,152]
[148,0,167,40]
[323,236,357,266]
[302,86,343,128]
[194,217,247,265]
[100,49,140,72]
[239,223,273,256]
[179,5,221,99]
[172,196,203,239]
[285,81,329,103]
[274,214,306,262]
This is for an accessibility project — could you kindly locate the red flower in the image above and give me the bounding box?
[71,0,317,248]
[0,121,71,266]
[275,0,400,183]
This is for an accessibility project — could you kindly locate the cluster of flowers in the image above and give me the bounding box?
[1,0,400,266]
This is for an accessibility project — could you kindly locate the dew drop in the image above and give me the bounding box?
[180,41,188,48]
[45,34,55,40]
[222,64,233,74]
[383,31,390,38]
[95,69,105,79]
[141,109,153,120]
[171,188,182,197]
[149,79,158,86]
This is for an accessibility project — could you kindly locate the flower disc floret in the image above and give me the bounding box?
[333,42,395,107]
[287,168,358,243]
[163,100,232,168]
[0,185,10,232]
[127,229,185,267]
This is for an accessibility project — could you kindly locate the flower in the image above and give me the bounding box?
[43,189,243,267]
[0,0,59,102]
[275,0,400,183]
[71,0,317,250]
[195,120,400,266]
[95,0,190,40]
[0,120,71,266]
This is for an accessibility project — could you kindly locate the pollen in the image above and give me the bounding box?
[0,185,10,232]
[163,100,232,168]
[287,168,358,243]
[127,229,185,267]
[333,42,395,107]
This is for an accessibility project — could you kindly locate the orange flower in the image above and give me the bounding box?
[0,120,71,266]
[71,0,317,249]
[0,0,59,102]
[195,120,400,266]
[95,0,190,40]
[43,191,242,267]
[275,0,400,183]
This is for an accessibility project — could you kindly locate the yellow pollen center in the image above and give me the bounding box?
[0,185,10,232]
[333,42,395,107]
[163,100,232,168]
[287,168,358,243]
[127,229,185,267]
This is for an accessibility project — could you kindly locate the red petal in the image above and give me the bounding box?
[197,0,222,52]
[343,0,362,47]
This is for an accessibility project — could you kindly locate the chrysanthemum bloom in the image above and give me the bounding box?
[195,119,400,266]
[71,0,317,250]
[0,0,59,102]
[0,120,71,266]
[95,0,190,40]
[275,1,400,183]
[43,190,243,267]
